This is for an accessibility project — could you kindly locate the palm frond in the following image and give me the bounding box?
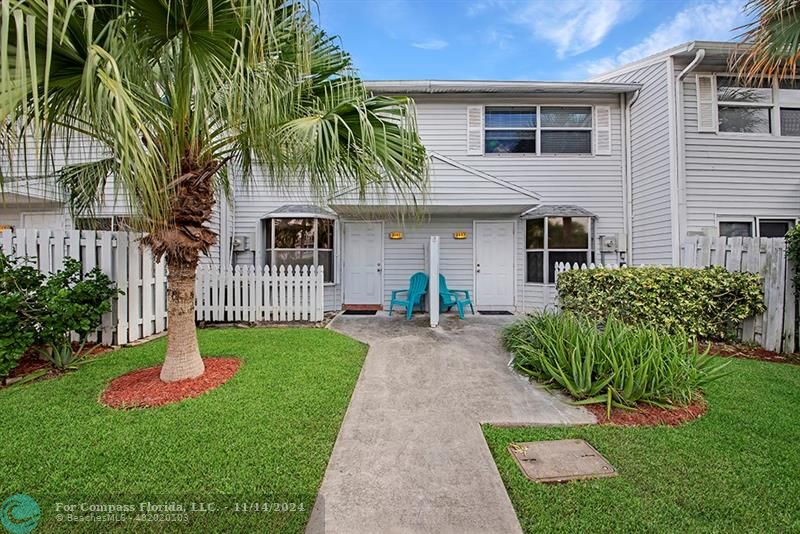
[732,0,800,83]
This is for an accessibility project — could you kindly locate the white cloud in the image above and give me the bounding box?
[516,0,628,58]
[412,38,449,50]
[583,0,747,77]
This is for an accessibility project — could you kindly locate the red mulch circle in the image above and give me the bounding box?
[100,357,241,409]
[585,400,707,427]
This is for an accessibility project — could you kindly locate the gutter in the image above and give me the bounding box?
[671,48,706,264]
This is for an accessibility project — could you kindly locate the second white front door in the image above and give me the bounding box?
[475,221,515,309]
[344,222,383,305]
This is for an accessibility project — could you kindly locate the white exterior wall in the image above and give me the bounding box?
[599,62,675,265]
[680,65,800,233]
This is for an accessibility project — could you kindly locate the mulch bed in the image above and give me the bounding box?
[585,400,707,427]
[703,341,800,365]
[100,357,241,409]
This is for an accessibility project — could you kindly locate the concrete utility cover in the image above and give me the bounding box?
[508,439,617,483]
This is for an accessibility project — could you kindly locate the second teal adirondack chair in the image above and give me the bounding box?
[439,274,474,319]
[389,272,429,320]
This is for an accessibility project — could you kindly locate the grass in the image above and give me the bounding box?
[0,327,367,533]
[483,357,800,533]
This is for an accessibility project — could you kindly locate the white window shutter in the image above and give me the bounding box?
[696,74,717,132]
[594,105,611,155]
[466,105,484,155]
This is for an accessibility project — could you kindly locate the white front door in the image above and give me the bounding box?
[475,221,515,309]
[344,222,383,305]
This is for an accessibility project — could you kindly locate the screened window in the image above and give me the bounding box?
[485,106,592,154]
[719,221,753,237]
[717,77,772,133]
[540,107,592,154]
[526,216,591,284]
[780,108,800,136]
[264,218,334,282]
[759,219,794,238]
[485,107,536,154]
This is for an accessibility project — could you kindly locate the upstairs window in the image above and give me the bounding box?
[264,218,334,282]
[526,216,591,284]
[485,107,536,154]
[484,106,593,155]
[717,77,772,134]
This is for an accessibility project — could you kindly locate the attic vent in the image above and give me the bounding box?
[594,105,611,155]
[466,105,484,155]
[696,74,717,132]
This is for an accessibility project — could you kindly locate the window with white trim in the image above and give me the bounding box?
[74,216,133,231]
[526,216,591,284]
[718,218,796,238]
[717,77,773,133]
[485,106,592,155]
[264,217,334,282]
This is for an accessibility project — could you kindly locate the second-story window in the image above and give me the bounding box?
[717,77,773,134]
[485,106,593,155]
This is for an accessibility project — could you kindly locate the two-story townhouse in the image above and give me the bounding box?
[226,81,637,313]
[596,40,800,265]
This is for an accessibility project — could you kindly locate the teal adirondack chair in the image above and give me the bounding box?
[389,272,429,320]
[439,274,474,319]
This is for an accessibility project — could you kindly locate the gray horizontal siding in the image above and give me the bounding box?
[599,61,674,265]
[682,70,800,232]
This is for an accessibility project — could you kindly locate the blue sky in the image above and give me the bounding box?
[318,0,753,81]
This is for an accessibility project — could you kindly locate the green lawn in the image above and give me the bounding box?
[0,328,367,533]
[484,357,800,533]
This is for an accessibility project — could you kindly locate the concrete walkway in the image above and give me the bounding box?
[307,313,595,534]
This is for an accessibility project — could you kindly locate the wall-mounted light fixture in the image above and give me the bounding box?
[389,231,403,240]
[453,232,468,240]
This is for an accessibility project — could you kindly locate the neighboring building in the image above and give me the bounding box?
[2,41,799,313]
[595,40,800,265]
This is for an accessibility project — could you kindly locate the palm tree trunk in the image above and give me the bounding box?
[160,252,204,382]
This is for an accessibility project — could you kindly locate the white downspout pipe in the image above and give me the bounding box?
[622,89,639,264]
[672,48,705,264]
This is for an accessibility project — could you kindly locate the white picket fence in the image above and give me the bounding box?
[553,236,798,353]
[0,228,166,345]
[0,229,325,346]
[195,264,324,323]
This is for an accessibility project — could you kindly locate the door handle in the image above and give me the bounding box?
[476,263,481,273]
[377,262,382,273]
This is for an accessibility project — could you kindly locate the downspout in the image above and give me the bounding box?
[671,48,705,264]
[622,89,639,264]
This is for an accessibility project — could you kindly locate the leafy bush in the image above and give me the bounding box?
[503,312,730,416]
[0,252,119,379]
[0,254,44,379]
[556,266,765,340]
[787,225,800,299]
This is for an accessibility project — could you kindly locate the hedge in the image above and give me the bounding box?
[555,266,765,340]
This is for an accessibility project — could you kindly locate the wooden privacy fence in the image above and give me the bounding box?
[681,236,796,353]
[0,229,326,346]
[195,264,324,323]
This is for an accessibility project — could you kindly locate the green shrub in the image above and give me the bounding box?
[787,225,800,299]
[556,266,765,340]
[503,312,730,415]
[0,252,119,379]
[0,254,44,379]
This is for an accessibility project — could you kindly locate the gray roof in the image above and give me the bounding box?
[365,80,640,95]
[520,205,597,218]
[261,204,337,219]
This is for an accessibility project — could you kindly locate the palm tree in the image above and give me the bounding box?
[733,0,800,82]
[0,1,427,382]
